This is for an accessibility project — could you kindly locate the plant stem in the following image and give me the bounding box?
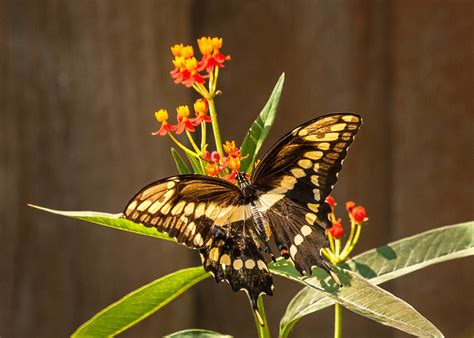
[339,220,356,259]
[185,130,205,172]
[253,297,271,338]
[334,302,342,338]
[328,232,336,253]
[200,122,207,153]
[212,67,219,94]
[207,98,224,157]
[168,133,200,159]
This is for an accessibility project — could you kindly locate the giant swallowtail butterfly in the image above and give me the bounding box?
[124,113,361,322]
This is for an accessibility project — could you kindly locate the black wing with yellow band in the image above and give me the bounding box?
[124,175,242,249]
[253,113,362,276]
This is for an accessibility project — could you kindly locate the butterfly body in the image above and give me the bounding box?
[123,113,362,320]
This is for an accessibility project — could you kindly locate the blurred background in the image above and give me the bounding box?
[1,1,473,337]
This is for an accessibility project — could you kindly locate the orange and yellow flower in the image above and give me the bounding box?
[170,44,206,87]
[152,109,176,136]
[175,105,195,134]
[197,36,231,72]
[223,140,240,158]
[192,98,211,125]
[205,163,220,177]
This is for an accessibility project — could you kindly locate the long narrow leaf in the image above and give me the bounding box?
[171,148,192,174]
[72,267,209,337]
[240,73,285,173]
[186,152,204,174]
[278,221,473,337]
[271,265,443,337]
[28,204,173,241]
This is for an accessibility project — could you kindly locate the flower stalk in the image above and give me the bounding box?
[321,196,368,338]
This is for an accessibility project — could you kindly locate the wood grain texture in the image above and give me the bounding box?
[1,0,472,337]
[1,1,197,337]
[390,1,474,337]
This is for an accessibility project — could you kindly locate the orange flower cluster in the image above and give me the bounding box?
[152,99,211,136]
[325,196,368,239]
[204,140,247,183]
[170,37,231,88]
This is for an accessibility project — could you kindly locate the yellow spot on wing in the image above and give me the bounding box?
[127,200,137,211]
[330,123,347,131]
[233,259,243,270]
[184,202,195,216]
[342,115,359,123]
[171,200,186,215]
[220,254,231,266]
[245,259,256,269]
[137,200,152,211]
[305,151,323,160]
[290,245,298,258]
[307,203,319,212]
[318,142,330,150]
[290,168,306,178]
[209,247,220,262]
[294,234,304,245]
[298,159,312,169]
[301,225,313,236]
[305,212,317,225]
[195,203,206,218]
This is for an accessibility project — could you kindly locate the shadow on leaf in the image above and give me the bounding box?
[376,245,397,260]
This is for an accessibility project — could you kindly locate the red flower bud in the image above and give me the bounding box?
[210,151,220,163]
[345,201,355,212]
[351,206,367,224]
[325,195,336,208]
[327,220,344,239]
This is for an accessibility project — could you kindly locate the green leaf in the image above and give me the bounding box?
[279,221,473,337]
[240,73,285,174]
[171,148,192,174]
[186,152,204,175]
[164,329,232,338]
[72,267,209,337]
[271,265,443,337]
[28,204,173,242]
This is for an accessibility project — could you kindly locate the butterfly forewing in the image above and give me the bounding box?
[123,175,242,249]
[253,113,362,275]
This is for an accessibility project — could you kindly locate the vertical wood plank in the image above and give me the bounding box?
[391,1,474,337]
[1,1,197,336]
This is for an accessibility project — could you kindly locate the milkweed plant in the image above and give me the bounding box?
[31,36,473,338]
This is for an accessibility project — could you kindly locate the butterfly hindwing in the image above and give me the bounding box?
[254,113,362,275]
[200,224,273,320]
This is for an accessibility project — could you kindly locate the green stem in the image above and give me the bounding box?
[201,122,207,153]
[328,232,336,253]
[212,66,219,94]
[168,133,200,159]
[186,130,201,154]
[335,239,341,257]
[207,98,224,157]
[253,297,271,338]
[321,248,338,265]
[334,302,342,338]
[186,130,205,172]
[339,220,356,259]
